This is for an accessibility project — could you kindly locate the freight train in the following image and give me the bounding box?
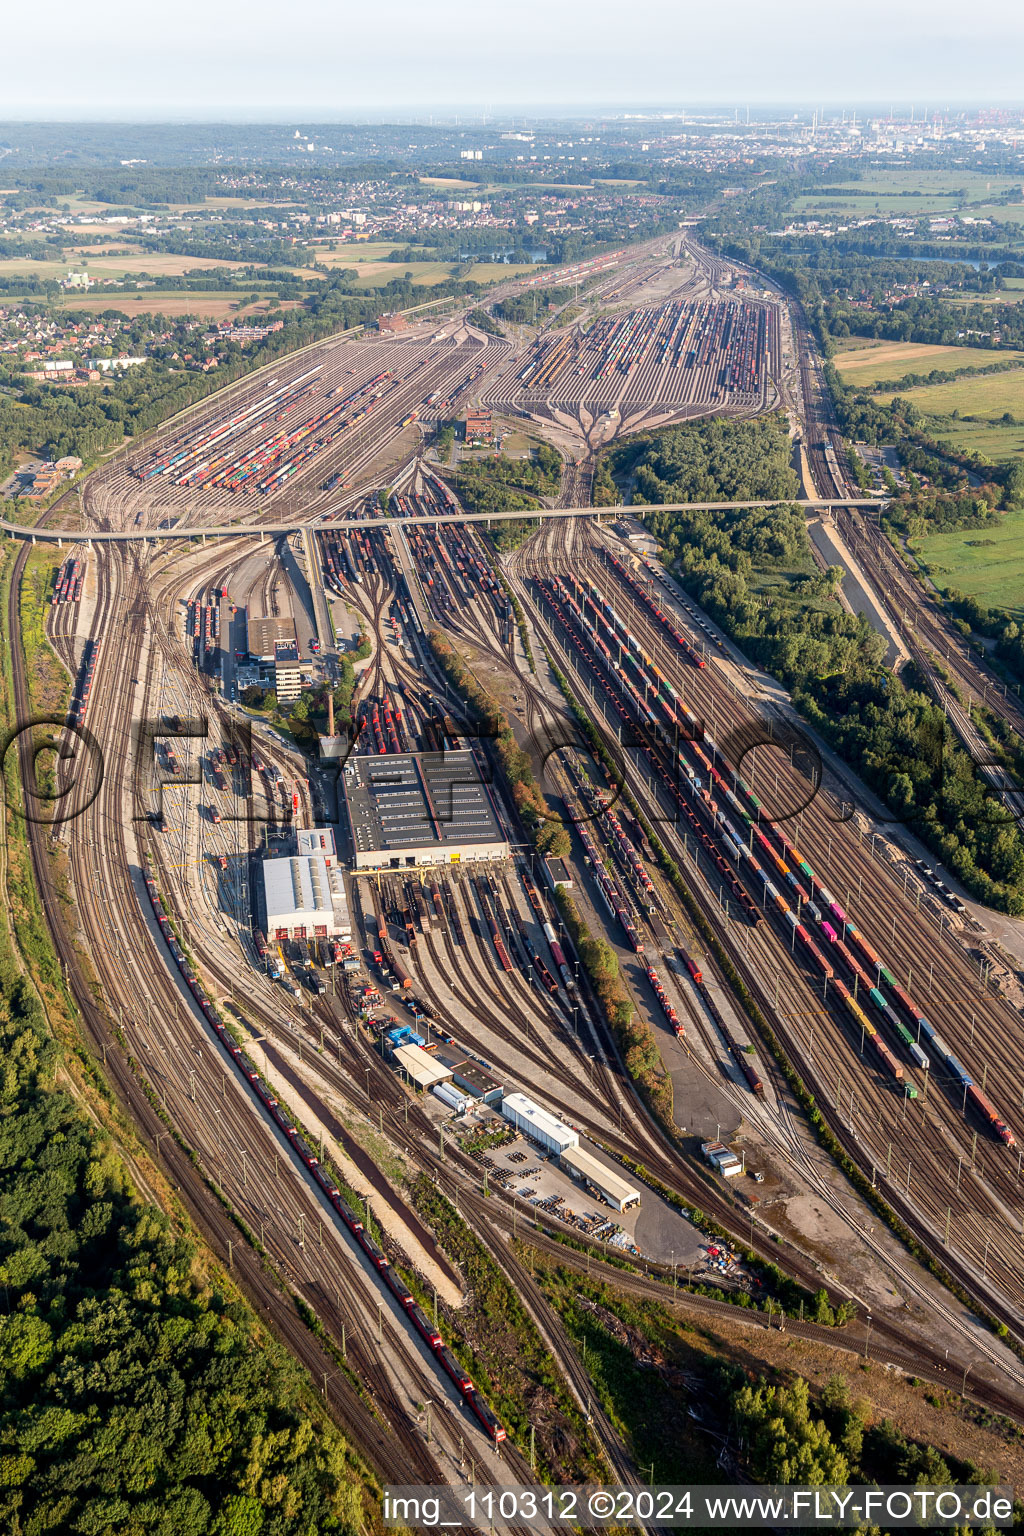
[138,869,506,1440]
[539,565,1013,1138]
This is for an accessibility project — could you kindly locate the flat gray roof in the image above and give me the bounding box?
[262,852,350,933]
[342,750,504,858]
[249,616,296,659]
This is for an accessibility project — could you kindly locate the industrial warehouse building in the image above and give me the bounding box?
[701,1140,743,1178]
[248,617,297,662]
[393,1043,452,1090]
[341,751,509,871]
[560,1144,641,1212]
[450,1059,503,1105]
[501,1092,578,1155]
[262,827,351,941]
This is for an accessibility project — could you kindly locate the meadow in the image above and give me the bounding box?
[918,506,1024,615]
[0,251,255,284]
[45,291,300,320]
[926,417,1024,464]
[793,170,1022,217]
[833,339,1024,385]
[875,369,1024,418]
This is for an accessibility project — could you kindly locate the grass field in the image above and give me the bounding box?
[821,171,1021,196]
[64,243,139,257]
[918,506,1024,615]
[418,177,480,190]
[833,339,1024,385]
[793,192,959,216]
[875,369,1024,418]
[943,293,1020,309]
[345,260,457,287]
[830,335,881,352]
[964,203,1024,226]
[418,175,597,193]
[313,242,407,264]
[927,417,1024,463]
[793,171,1022,217]
[863,367,1024,463]
[464,261,537,283]
[340,258,536,289]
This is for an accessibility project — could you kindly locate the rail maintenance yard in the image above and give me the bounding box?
[17,229,1024,1493]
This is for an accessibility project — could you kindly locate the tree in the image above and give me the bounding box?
[1005,460,1024,505]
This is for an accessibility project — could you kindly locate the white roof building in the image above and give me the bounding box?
[560,1144,641,1211]
[297,827,337,861]
[262,850,351,940]
[501,1092,578,1155]
[393,1043,453,1089]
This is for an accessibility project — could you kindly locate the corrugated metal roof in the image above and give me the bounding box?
[501,1091,578,1150]
[393,1043,453,1088]
[561,1144,641,1206]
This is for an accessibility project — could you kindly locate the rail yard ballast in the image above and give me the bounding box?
[140,869,508,1445]
[533,556,1016,1147]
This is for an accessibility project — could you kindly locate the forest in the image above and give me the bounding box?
[723,1369,987,1487]
[595,413,799,507]
[0,966,366,1534]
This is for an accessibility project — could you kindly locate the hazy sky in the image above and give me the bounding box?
[7,0,1024,116]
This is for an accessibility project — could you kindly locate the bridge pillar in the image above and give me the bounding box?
[31,535,36,545]
[57,537,63,548]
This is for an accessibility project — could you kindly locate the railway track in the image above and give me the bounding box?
[514,524,1024,1344]
[11,229,1024,1504]
[386,504,1024,1404]
[10,540,449,1484]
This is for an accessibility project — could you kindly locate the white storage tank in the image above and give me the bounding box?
[432,1081,471,1115]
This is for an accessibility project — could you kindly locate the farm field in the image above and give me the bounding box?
[824,171,1021,196]
[918,506,1024,615]
[57,196,267,214]
[794,192,959,215]
[794,171,1021,213]
[44,291,302,320]
[964,203,1024,226]
[342,258,536,288]
[0,251,259,282]
[313,242,408,264]
[834,339,1024,384]
[345,259,459,287]
[943,293,1021,309]
[419,175,595,193]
